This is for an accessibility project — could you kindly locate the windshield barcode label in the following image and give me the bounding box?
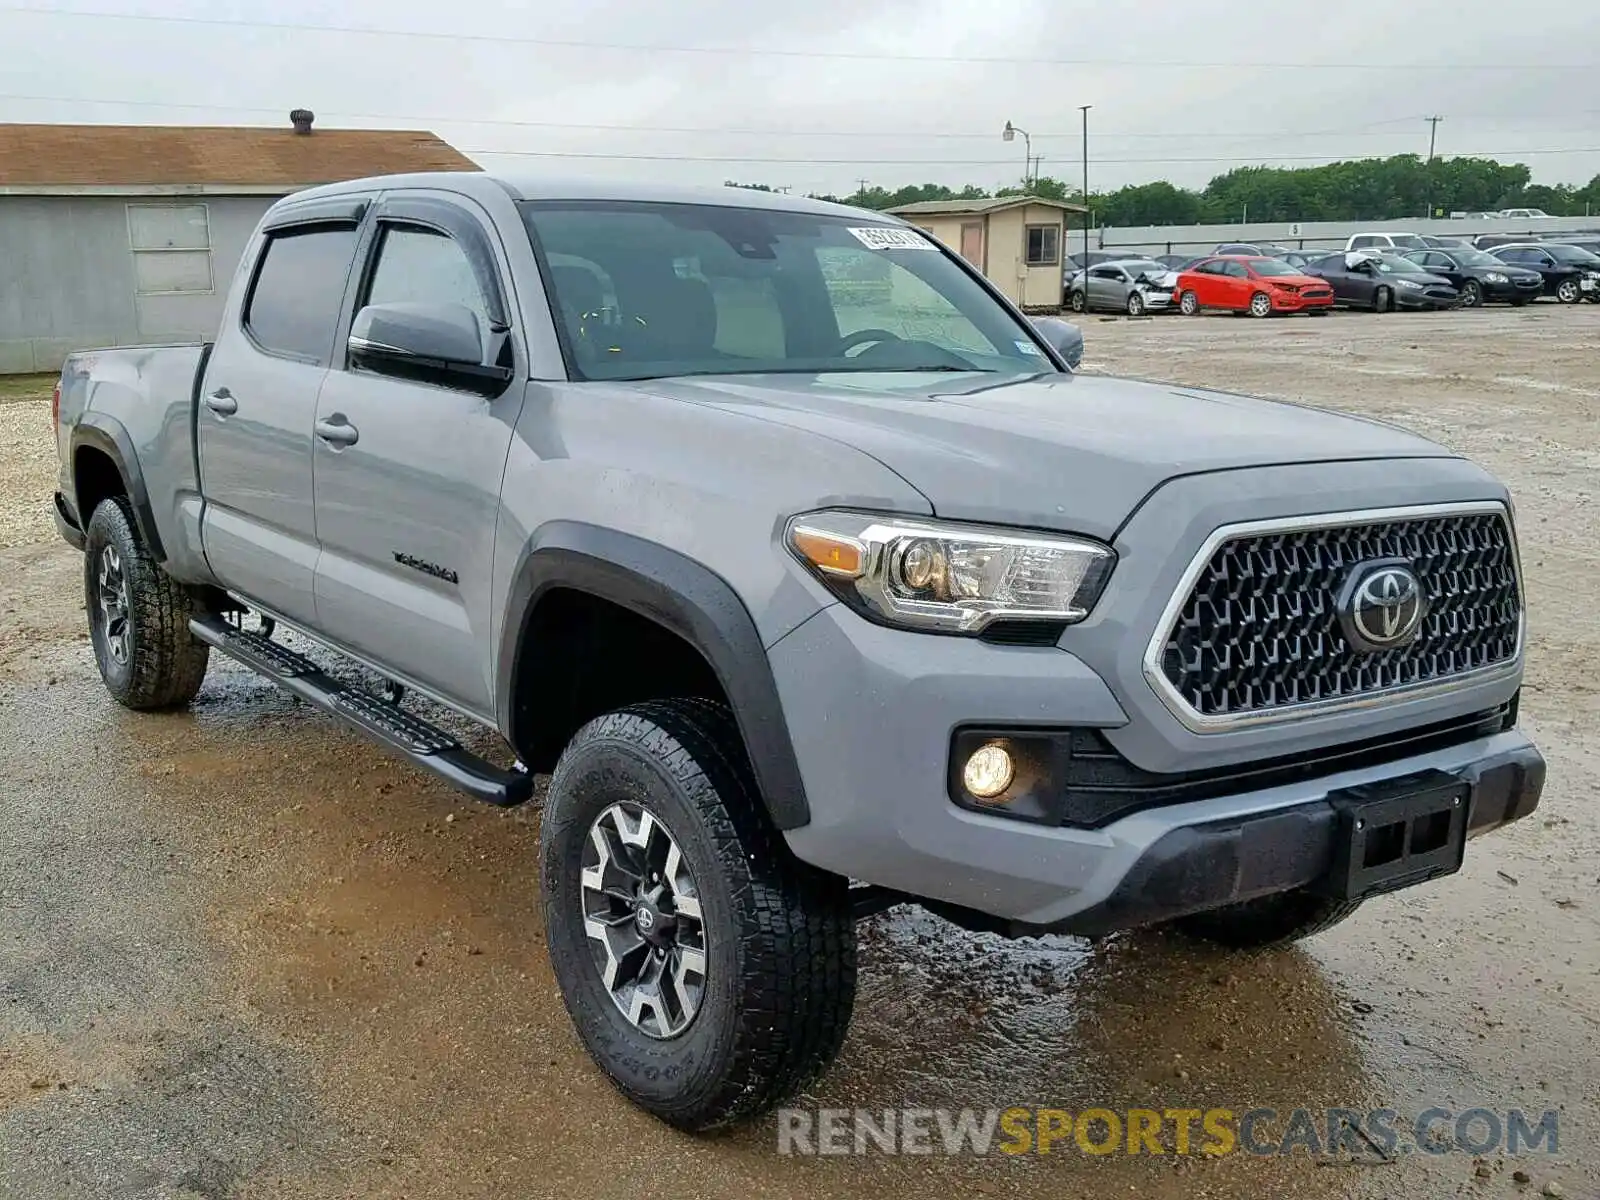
[849,227,937,251]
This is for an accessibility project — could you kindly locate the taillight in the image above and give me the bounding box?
[51,380,61,431]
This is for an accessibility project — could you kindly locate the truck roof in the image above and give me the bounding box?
[278,170,890,223]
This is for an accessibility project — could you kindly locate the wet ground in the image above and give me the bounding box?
[2,306,1597,1198]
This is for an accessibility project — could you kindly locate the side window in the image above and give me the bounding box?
[1024,225,1060,267]
[1088,266,1119,280]
[244,225,360,361]
[1350,236,1377,249]
[1536,252,1556,267]
[1224,262,1250,278]
[364,225,489,323]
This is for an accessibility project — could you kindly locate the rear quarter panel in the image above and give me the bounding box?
[60,343,214,582]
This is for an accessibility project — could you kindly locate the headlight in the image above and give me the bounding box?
[1395,279,1423,289]
[786,511,1114,634]
[1485,272,1509,283]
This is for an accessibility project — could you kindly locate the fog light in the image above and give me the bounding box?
[962,744,1014,800]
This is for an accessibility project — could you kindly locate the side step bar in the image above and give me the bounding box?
[189,614,533,807]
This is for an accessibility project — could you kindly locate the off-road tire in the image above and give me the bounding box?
[83,496,209,710]
[541,698,856,1131]
[1170,890,1363,950]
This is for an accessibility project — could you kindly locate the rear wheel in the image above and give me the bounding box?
[1179,290,1200,316]
[83,497,209,710]
[1556,278,1581,304]
[541,699,856,1130]
[1248,291,1272,318]
[1126,291,1145,317]
[1170,890,1364,950]
[1460,279,1482,307]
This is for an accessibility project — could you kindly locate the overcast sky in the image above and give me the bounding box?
[3,0,1598,197]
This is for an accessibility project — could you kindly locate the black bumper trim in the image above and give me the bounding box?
[1049,739,1545,938]
[54,491,85,551]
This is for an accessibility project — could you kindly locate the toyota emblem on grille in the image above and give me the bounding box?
[1338,559,1426,652]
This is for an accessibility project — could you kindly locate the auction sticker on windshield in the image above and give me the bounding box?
[849,227,937,251]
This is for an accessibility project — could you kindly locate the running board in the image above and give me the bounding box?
[189,614,533,807]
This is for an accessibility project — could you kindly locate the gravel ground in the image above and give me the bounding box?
[1,308,1596,1198]
[0,375,58,550]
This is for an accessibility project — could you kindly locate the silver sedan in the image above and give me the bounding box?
[1065,259,1176,316]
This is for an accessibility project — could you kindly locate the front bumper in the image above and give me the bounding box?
[1395,287,1459,309]
[772,603,1541,932]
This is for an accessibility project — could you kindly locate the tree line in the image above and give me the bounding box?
[726,155,1600,227]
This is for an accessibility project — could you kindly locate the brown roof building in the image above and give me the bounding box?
[0,116,477,191]
[1,114,477,373]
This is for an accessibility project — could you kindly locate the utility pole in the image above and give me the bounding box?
[1424,115,1443,219]
[1079,104,1092,262]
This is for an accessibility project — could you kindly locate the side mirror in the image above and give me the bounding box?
[1029,316,1083,370]
[348,302,512,395]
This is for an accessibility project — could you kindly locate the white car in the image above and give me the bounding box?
[1497,208,1555,220]
[1345,232,1429,252]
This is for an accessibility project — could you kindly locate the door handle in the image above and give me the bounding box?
[315,417,359,447]
[203,389,237,416]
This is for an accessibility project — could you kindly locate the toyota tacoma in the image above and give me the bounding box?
[51,173,1542,1131]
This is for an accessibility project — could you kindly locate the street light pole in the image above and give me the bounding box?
[1002,120,1032,190]
[1079,104,1092,263]
[1424,115,1443,220]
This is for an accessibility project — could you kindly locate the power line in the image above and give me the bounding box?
[3,90,1596,149]
[4,5,1598,71]
[461,146,1600,166]
[0,90,1468,141]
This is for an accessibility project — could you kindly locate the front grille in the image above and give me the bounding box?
[1156,510,1521,723]
[1302,288,1332,299]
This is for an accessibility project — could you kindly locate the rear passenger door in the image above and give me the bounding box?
[198,201,367,626]
[310,192,526,717]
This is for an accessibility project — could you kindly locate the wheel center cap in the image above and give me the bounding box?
[634,898,675,944]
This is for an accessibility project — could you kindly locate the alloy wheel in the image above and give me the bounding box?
[1461,281,1481,307]
[580,802,707,1039]
[1557,280,1580,304]
[1127,292,1145,316]
[1250,292,1272,317]
[96,545,132,666]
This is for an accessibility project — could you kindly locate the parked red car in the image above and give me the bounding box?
[1175,255,1335,317]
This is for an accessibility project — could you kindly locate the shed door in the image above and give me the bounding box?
[959,221,985,267]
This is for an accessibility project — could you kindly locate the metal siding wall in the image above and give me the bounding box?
[0,193,277,373]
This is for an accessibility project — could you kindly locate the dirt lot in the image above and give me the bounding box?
[1,307,1596,1199]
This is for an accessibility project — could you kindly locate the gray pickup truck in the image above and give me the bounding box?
[52,172,1542,1131]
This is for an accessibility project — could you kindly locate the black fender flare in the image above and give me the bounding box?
[496,522,811,830]
[70,414,166,562]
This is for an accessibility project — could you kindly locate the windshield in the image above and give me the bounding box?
[1545,244,1600,266]
[520,201,1053,381]
[1248,259,1305,277]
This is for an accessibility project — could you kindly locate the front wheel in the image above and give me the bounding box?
[1460,279,1482,308]
[1169,890,1364,950]
[541,699,857,1130]
[1248,291,1272,318]
[1068,290,1087,313]
[83,496,210,710]
[1126,291,1145,317]
[1372,286,1392,313]
[1179,290,1200,316]
[1556,279,1581,304]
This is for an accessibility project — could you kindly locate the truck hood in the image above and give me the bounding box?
[637,370,1453,539]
